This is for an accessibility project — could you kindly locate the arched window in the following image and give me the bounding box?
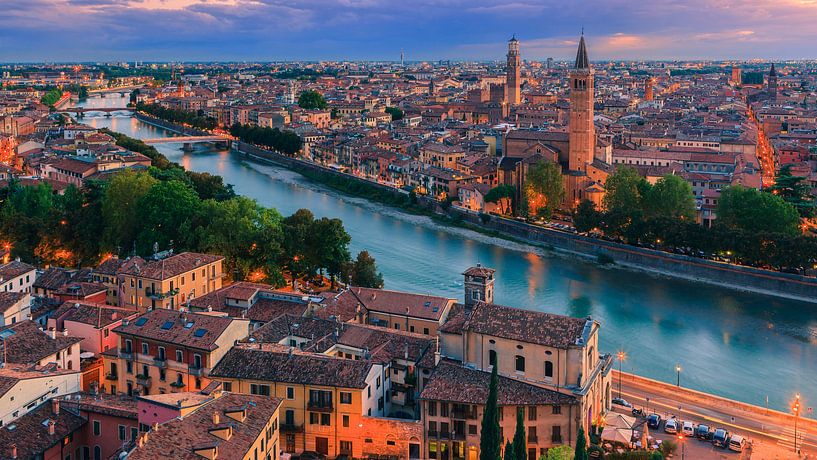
[588,346,595,364]
[94,446,101,460]
[545,360,554,378]
[489,350,497,367]
[515,355,525,372]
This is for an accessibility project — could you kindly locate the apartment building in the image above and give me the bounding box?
[104,309,249,397]
[0,364,81,427]
[0,320,82,371]
[0,260,36,293]
[0,291,30,326]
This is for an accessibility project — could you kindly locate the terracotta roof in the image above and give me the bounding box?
[52,301,136,329]
[60,392,138,420]
[420,360,577,406]
[53,281,107,298]
[448,302,589,349]
[113,309,245,351]
[0,260,35,281]
[0,399,86,460]
[188,282,309,323]
[0,320,82,365]
[118,252,223,280]
[211,346,373,389]
[128,393,281,460]
[32,267,73,291]
[462,265,495,278]
[0,363,78,400]
[344,287,454,321]
[94,257,127,275]
[0,291,28,313]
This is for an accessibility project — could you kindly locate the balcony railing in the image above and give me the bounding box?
[105,373,118,381]
[188,365,204,377]
[306,401,334,412]
[451,409,476,420]
[153,357,167,368]
[136,375,152,388]
[280,423,304,432]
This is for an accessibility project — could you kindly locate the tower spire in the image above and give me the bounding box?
[575,34,589,69]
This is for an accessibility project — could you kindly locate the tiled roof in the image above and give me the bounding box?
[52,301,136,328]
[94,256,127,275]
[127,393,281,460]
[0,260,35,281]
[0,291,27,313]
[0,399,86,460]
[113,309,244,351]
[188,282,309,322]
[462,265,495,278]
[0,363,78,399]
[32,267,73,291]
[211,346,373,389]
[60,392,138,419]
[0,320,83,365]
[118,252,223,280]
[344,287,453,321]
[53,281,107,298]
[420,360,577,406]
[451,302,588,349]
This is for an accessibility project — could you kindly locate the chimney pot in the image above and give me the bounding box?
[10,443,17,459]
[51,398,60,415]
[152,422,159,431]
[48,420,56,435]
[213,411,220,425]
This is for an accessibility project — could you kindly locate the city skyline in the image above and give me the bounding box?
[4,0,817,62]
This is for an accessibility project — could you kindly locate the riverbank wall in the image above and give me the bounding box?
[134,113,210,137]
[233,140,817,303]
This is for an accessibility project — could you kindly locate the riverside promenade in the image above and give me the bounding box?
[615,371,816,458]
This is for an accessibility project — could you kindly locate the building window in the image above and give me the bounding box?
[118,425,126,440]
[321,413,330,426]
[343,415,350,427]
[428,402,436,416]
[176,350,183,362]
[340,441,352,455]
[515,355,525,372]
[286,387,294,399]
[552,405,561,415]
[223,381,232,392]
[250,384,270,396]
[309,413,319,425]
[552,426,562,443]
[545,360,554,378]
[440,403,448,417]
[488,350,497,367]
[141,343,148,354]
[93,420,100,436]
[340,392,352,404]
[528,407,537,421]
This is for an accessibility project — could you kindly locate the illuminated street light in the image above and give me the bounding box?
[792,393,801,454]
[616,351,626,399]
[676,364,681,387]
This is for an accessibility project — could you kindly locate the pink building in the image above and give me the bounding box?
[48,302,139,356]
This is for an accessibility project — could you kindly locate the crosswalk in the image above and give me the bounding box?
[777,427,803,452]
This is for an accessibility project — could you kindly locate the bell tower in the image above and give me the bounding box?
[506,36,521,105]
[567,33,595,204]
[463,264,495,306]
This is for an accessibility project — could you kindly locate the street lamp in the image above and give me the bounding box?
[792,393,801,454]
[677,434,685,460]
[616,351,626,399]
[675,364,681,387]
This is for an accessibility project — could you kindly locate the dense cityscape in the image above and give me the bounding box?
[1,3,817,460]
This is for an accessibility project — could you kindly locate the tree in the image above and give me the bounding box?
[574,427,588,460]
[480,363,502,460]
[524,160,564,218]
[349,250,384,288]
[649,451,664,460]
[769,165,815,218]
[385,106,404,121]
[503,441,515,460]
[298,90,327,110]
[484,185,516,215]
[511,407,526,460]
[573,199,602,233]
[281,209,315,287]
[135,180,201,255]
[102,170,157,254]
[603,166,644,216]
[308,217,352,288]
[642,174,696,221]
[540,446,574,460]
[717,185,800,235]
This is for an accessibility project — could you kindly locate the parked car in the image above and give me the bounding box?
[712,428,730,448]
[682,421,695,437]
[664,418,679,434]
[647,413,662,429]
[696,424,713,440]
[612,398,632,408]
[728,434,746,452]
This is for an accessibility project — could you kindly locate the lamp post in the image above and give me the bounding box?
[616,351,626,399]
[676,364,681,387]
[677,435,685,460]
[792,393,801,454]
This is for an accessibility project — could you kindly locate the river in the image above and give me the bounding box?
[77,95,817,413]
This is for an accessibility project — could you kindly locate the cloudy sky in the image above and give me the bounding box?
[2,0,817,62]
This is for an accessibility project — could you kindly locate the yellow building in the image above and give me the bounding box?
[103,309,250,397]
[420,142,466,170]
[334,287,456,336]
[117,252,224,311]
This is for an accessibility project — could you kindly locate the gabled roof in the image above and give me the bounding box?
[113,309,243,351]
[0,320,82,365]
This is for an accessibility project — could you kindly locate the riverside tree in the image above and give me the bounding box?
[479,364,501,460]
[349,250,384,288]
[523,160,564,218]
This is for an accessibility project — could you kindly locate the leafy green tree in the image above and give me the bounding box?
[717,185,800,235]
[349,250,384,288]
[297,90,327,109]
[385,106,404,121]
[281,209,315,286]
[573,199,602,232]
[769,165,815,218]
[484,185,516,215]
[524,160,564,218]
[102,170,157,254]
[511,407,526,460]
[135,180,201,255]
[603,166,644,216]
[643,174,696,221]
[540,445,574,460]
[503,441,515,460]
[480,364,502,460]
[649,451,664,460]
[308,217,351,288]
[574,427,588,460]
[40,88,63,106]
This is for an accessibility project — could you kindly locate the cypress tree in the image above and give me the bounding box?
[503,440,515,460]
[480,364,501,460]
[574,426,588,460]
[512,407,527,460]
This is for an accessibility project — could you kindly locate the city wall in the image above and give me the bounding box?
[231,141,817,303]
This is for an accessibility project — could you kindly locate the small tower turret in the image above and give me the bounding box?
[463,264,496,306]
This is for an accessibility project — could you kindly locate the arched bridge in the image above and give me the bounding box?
[59,107,133,117]
[142,136,229,145]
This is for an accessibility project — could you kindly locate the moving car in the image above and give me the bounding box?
[728,434,746,452]
[664,418,679,434]
[712,428,730,448]
[647,413,662,429]
[682,421,695,437]
[696,424,712,440]
[612,398,632,408]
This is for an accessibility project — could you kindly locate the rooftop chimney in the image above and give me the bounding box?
[152,422,159,431]
[10,443,16,459]
[51,398,60,415]
[48,420,56,435]
[213,411,220,425]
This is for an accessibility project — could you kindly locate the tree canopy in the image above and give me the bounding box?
[349,250,384,288]
[717,185,800,235]
[298,90,327,109]
[769,165,815,218]
[385,106,404,121]
[230,123,302,156]
[484,185,516,215]
[524,160,564,218]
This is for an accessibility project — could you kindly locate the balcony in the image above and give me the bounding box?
[170,381,186,392]
[119,350,133,360]
[280,423,304,433]
[451,409,476,420]
[153,357,167,368]
[307,401,334,412]
[136,375,152,388]
[105,373,118,381]
[188,365,204,377]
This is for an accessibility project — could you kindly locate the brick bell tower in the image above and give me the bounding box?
[506,36,521,105]
[567,32,595,206]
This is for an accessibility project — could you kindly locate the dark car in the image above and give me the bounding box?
[647,413,662,429]
[612,398,632,408]
[712,428,730,448]
[696,424,713,440]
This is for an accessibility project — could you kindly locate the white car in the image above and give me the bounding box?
[728,435,746,452]
[664,418,678,434]
[682,421,695,437]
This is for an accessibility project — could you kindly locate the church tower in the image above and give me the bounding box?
[463,264,495,306]
[768,63,778,101]
[506,36,521,105]
[567,33,595,203]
